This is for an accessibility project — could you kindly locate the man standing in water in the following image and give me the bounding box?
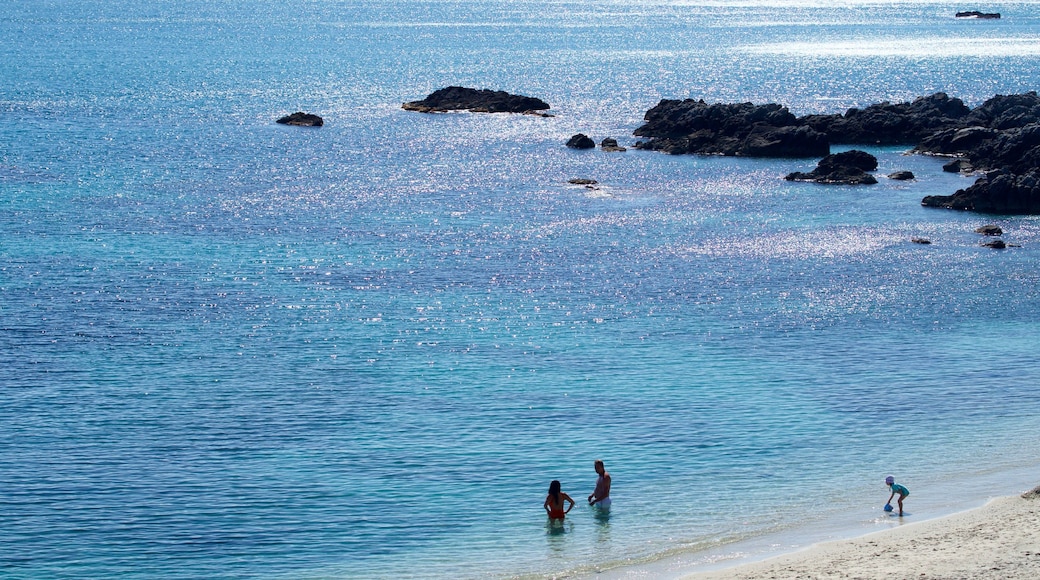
[587,459,611,509]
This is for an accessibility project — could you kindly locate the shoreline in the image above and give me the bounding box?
[587,463,1040,580]
[684,485,1040,579]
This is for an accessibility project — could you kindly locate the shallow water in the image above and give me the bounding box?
[3,1,1040,578]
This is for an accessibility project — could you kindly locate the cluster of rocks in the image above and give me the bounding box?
[401,86,551,115]
[975,224,1013,248]
[566,134,626,152]
[395,86,1040,213]
[632,91,1040,213]
[915,93,1040,213]
[912,224,1013,248]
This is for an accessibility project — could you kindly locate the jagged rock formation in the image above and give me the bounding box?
[785,150,879,185]
[632,100,828,157]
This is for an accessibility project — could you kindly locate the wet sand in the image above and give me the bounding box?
[686,485,1040,579]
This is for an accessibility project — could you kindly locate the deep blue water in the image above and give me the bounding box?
[4,1,1040,578]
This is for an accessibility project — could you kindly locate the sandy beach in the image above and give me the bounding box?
[686,485,1040,579]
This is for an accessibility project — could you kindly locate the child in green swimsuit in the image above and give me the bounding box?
[885,475,909,516]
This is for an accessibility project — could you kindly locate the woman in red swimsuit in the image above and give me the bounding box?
[544,480,575,520]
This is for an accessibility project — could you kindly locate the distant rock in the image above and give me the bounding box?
[402,86,551,114]
[975,224,1003,236]
[912,237,932,244]
[568,178,598,185]
[600,138,627,152]
[785,150,878,185]
[956,11,1000,19]
[888,171,915,180]
[566,134,596,149]
[276,112,324,127]
[982,239,1007,249]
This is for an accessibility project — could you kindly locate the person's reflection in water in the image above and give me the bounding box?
[545,516,572,554]
[592,501,611,543]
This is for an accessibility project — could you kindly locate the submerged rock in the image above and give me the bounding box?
[402,86,551,114]
[276,112,324,126]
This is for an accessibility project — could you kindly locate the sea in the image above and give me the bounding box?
[3,1,1040,578]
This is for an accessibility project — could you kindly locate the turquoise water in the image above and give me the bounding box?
[4,1,1040,578]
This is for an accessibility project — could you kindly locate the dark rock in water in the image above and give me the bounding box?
[888,171,916,180]
[785,150,879,185]
[912,237,932,244]
[402,86,551,114]
[568,178,598,185]
[975,224,1003,236]
[803,93,970,145]
[956,11,1000,19]
[566,134,596,149]
[633,99,829,158]
[600,138,627,152]
[922,168,1040,213]
[276,112,324,126]
[943,159,974,173]
[982,239,1007,249]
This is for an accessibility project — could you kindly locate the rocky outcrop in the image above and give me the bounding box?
[785,150,878,185]
[630,90,1040,212]
[803,93,970,145]
[922,168,1040,213]
[566,134,596,149]
[403,86,551,114]
[889,171,915,180]
[914,94,1040,213]
[956,11,1000,19]
[632,100,829,157]
[276,112,324,126]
